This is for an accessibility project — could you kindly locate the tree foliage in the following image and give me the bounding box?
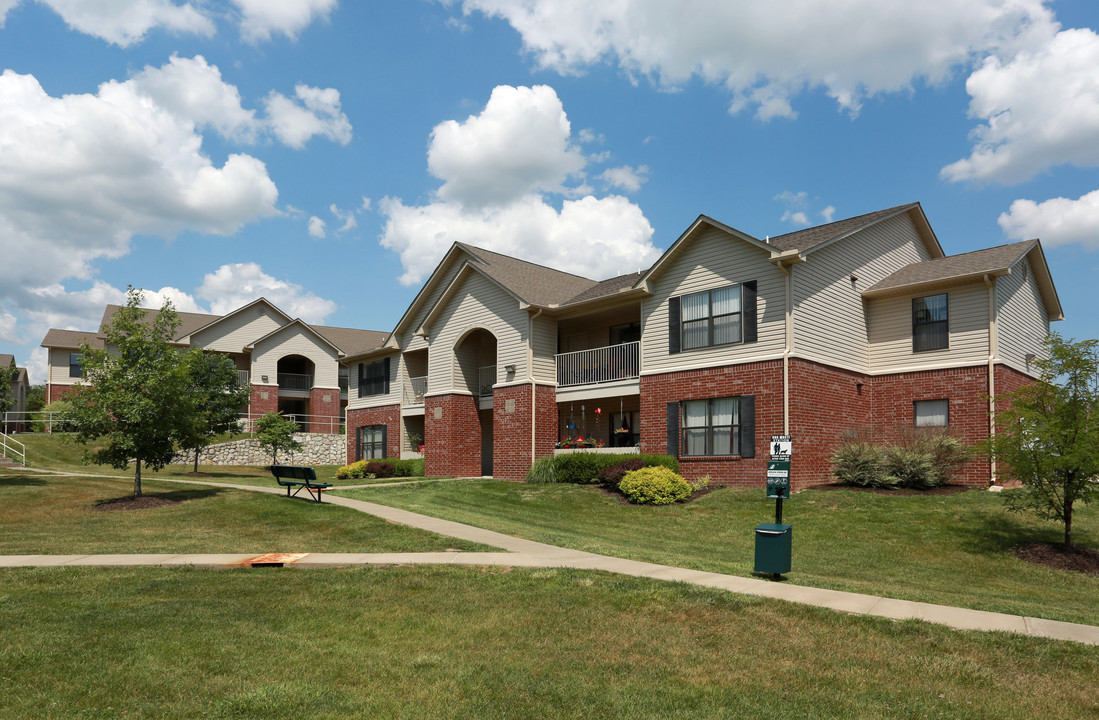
[0,362,15,418]
[255,411,303,466]
[66,288,191,497]
[178,351,251,472]
[986,333,1099,546]
[26,384,46,413]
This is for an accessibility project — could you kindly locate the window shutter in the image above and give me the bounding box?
[668,297,681,354]
[743,280,758,344]
[355,426,363,461]
[380,424,388,459]
[383,356,391,395]
[739,395,755,458]
[666,402,679,458]
[357,363,364,397]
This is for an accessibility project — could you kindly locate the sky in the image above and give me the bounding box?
[1,0,1097,384]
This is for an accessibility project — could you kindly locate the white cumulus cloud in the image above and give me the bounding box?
[600,165,648,193]
[455,0,1057,119]
[35,0,215,47]
[233,0,337,43]
[265,84,353,149]
[998,190,1099,250]
[308,216,327,238]
[943,28,1099,184]
[197,263,337,323]
[428,84,586,207]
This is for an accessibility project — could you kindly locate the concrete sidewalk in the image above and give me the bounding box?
[4,471,1098,646]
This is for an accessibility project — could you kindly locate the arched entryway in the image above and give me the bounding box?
[454,329,497,476]
[277,354,315,431]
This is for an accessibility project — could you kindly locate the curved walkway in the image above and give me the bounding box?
[3,472,1098,646]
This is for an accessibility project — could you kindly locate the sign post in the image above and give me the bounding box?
[754,435,793,577]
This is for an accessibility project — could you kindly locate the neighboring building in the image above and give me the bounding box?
[344,203,1062,488]
[41,299,387,432]
[1,353,29,432]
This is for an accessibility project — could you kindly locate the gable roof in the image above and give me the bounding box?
[864,238,1064,320]
[40,328,105,350]
[766,203,943,258]
[0,354,12,368]
[636,214,775,289]
[177,297,292,343]
[455,243,600,307]
[245,318,345,356]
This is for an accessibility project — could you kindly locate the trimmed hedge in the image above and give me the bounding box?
[619,466,691,505]
[529,452,678,484]
[335,458,424,479]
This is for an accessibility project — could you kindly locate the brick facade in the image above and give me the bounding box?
[640,360,783,488]
[309,387,342,434]
[424,393,483,478]
[788,359,873,488]
[492,383,557,481]
[248,385,278,419]
[47,384,78,404]
[345,404,401,463]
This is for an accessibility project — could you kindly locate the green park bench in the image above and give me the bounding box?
[271,465,332,503]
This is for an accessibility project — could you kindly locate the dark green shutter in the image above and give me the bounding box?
[383,356,391,395]
[739,395,755,458]
[743,280,758,343]
[668,297,681,354]
[666,402,679,458]
[380,424,388,459]
[357,363,364,397]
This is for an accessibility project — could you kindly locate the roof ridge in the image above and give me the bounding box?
[767,203,918,245]
[455,241,600,283]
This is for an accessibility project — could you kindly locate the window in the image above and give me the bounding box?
[682,285,741,350]
[357,425,386,460]
[69,353,83,378]
[682,397,740,456]
[912,294,948,352]
[914,399,949,427]
[609,321,641,345]
[358,358,389,397]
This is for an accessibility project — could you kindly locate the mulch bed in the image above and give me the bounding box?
[812,482,970,496]
[1013,542,1099,575]
[93,495,182,512]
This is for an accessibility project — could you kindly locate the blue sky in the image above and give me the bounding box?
[1,0,1097,383]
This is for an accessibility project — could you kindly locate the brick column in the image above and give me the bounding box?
[309,387,341,434]
[425,393,481,478]
[492,383,557,481]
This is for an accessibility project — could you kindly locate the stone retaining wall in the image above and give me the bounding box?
[172,433,345,466]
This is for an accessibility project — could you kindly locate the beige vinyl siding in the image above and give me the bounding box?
[190,305,283,353]
[251,326,341,388]
[558,304,640,352]
[997,259,1049,375]
[426,271,528,395]
[401,260,465,355]
[642,227,784,373]
[347,353,403,409]
[793,214,930,373]
[531,312,557,383]
[867,284,989,372]
[48,348,83,384]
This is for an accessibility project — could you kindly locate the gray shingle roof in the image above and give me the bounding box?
[865,240,1035,295]
[564,271,646,305]
[99,305,219,343]
[40,329,105,350]
[311,326,389,357]
[0,354,12,367]
[767,203,919,253]
[457,243,600,306]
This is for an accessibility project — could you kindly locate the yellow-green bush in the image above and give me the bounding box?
[335,460,368,479]
[618,466,691,505]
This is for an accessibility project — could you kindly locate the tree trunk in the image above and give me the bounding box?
[134,459,142,498]
[1065,500,1073,547]
[194,448,200,474]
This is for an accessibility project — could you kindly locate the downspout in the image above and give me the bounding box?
[529,307,544,463]
[984,274,998,482]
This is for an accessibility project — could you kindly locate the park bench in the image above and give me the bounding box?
[271,465,332,503]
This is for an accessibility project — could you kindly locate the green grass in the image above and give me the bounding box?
[338,480,1099,626]
[1,565,1095,719]
[0,472,489,555]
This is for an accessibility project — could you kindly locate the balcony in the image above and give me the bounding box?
[236,369,250,386]
[405,376,428,406]
[556,341,639,388]
[277,372,313,391]
[478,365,496,397]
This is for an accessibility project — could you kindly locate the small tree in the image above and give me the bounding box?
[255,411,302,466]
[178,350,251,472]
[66,288,191,498]
[986,334,1099,547]
[26,384,45,413]
[0,362,15,425]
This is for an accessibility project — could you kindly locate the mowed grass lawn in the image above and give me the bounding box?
[1,565,1096,720]
[338,480,1099,626]
[0,472,489,555]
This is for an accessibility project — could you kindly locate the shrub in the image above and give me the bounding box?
[550,452,679,485]
[34,400,74,433]
[920,432,969,486]
[688,475,711,493]
[363,461,395,479]
[525,456,559,484]
[882,446,935,489]
[831,440,887,487]
[335,460,368,479]
[389,458,424,477]
[596,458,645,489]
[619,466,691,505]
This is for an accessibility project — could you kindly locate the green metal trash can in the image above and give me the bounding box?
[754,523,792,575]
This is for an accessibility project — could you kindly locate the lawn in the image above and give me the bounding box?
[337,480,1099,626]
[1,565,1096,719]
[0,472,490,555]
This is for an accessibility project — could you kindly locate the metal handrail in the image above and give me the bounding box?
[405,376,428,405]
[237,369,250,385]
[478,365,496,397]
[0,431,25,467]
[555,341,640,387]
[237,412,345,434]
[277,372,313,390]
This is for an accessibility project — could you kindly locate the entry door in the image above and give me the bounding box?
[480,409,493,477]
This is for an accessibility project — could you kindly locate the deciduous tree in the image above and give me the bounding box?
[255,411,303,466]
[178,350,251,473]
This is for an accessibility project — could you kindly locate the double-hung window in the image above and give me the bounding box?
[357,425,386,460]
[682,397,740,456]
[69,353,83,378]
[681,285,742,350]
[912,294,948,352]
[359,358,389,397]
